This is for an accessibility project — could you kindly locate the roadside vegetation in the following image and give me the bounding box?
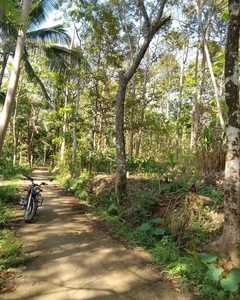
[0,163,30,291]
[53,154,240,300]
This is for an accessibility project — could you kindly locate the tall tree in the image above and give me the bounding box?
[115,0,171,204]
[0,0,32,159]
[207,0,240,265]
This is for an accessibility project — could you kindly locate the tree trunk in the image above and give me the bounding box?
[191,0,205,150]
[175,41,188,159]
[203,39,225,131]
[206,0,240,265]
[0,0,32,159]
[0,7,6,28]
[115,71,128,204]
[128,80,136,158]
[72,89,80,164]
[71,23,79,165]
[135,57,149,157]
[0,53,9,89]
[12,92,20,166]
[60,93,68,161]
[135,104,145,157]
[190,47,200,150]
[28,112,35,168]
[115,1,171,204]
[60,27,75,162]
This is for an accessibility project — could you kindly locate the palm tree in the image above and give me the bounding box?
[0,0,32,158]
[0,0,72,158]
[0,0,70,90]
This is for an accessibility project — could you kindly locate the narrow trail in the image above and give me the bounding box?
[1,169,191,300]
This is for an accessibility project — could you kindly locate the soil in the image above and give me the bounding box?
[0,168,193,300]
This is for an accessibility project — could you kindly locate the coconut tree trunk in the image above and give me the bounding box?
[12,91,20,166]
[206,0,240,265]
[0,0,32,159]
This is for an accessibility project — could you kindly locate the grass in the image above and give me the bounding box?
[0,230,22,267]
[0,163,30,289]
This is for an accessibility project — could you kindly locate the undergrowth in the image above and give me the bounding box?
[55,161,240,300]
[0,164,30,289]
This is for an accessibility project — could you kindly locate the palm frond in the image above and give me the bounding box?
[22,52,54,108]
[27,25,70,45]
[44,45,90,74]
[30,0,62,29]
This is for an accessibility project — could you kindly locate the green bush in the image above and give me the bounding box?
[122,190,158,225]
[65,172,91,201]
[150,238,180,265]
[0,184,18,203]
[0,161,30,180]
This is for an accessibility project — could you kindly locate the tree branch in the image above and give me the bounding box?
[157,0,168,21]
[137,0,151,30]
[126,15,171,81]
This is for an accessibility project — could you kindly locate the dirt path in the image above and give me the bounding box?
[1,169,191,300]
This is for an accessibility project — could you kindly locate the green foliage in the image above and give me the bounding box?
[0,202,10,228]
[89,150,116,173]
[0,182,19,231]
[200,186,224,206]
[0,229,21,260]
[122,190,158,225]
[0,176,29,275]
[179,252,240,297]
[66,174,90,201]
[0,0,18,23]
[139,218,165,237]
[0,165,28,243]
[91,194,119,216]
[126,157,161,174]
[220,9,229,21]
[55,148,231,299]
[0,229,26,274]
[0,160,30,180]
[197,252,218,263]
[220,269,240,292]
[206,263,222,281]
[67,150,116,174]
[150,237,181,265]
[0,183,17,200]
